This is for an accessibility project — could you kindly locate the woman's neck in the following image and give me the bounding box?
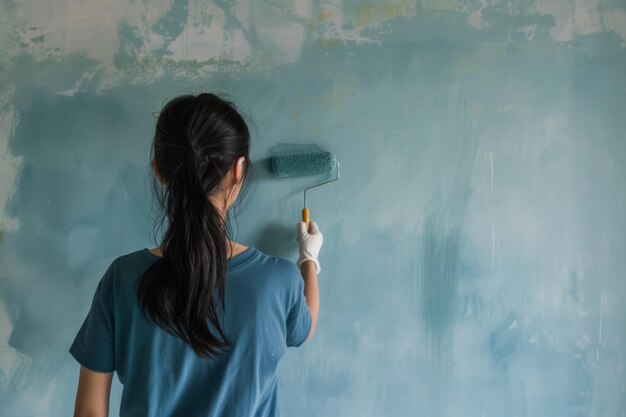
[148,241,248,258]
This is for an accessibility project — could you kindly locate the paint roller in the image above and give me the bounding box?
[270,146,340,231]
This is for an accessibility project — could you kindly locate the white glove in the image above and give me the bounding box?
[296,220,323,274]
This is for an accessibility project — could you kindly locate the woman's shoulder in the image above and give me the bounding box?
[112,248,157,269]
[251,250,302,289]
[92,249,158,290]
[252,249,297,271]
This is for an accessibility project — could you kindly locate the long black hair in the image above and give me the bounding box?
[137,93,253,359]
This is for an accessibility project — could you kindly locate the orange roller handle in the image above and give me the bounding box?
[302,207,310,232]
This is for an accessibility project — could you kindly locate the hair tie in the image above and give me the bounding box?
[184,143,199,158]
[197,155,210,179]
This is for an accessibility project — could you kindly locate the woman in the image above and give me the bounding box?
[69,93,323,417]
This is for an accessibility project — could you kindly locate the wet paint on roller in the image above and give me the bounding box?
[269,143,336,177]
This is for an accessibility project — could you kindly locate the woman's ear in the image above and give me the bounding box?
[233,156,246,184]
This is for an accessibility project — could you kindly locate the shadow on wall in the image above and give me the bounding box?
[236,156,302,259]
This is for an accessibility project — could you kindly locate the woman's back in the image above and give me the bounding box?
[69,93,322,417]
[70,246,311,417]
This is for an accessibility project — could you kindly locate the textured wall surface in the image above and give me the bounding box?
[1,1,625,416]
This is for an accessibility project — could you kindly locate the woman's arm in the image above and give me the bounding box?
[73,366,113,417]
[296,220,323,341]
[300,260,319,340]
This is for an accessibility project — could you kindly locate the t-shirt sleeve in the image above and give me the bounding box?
[285,262,312,348]
[69,263,116,373]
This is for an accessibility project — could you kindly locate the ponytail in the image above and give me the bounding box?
[137,93,252,360]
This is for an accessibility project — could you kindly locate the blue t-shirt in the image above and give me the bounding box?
[69,246,312,417]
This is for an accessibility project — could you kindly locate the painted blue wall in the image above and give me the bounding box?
[1,1,625,416]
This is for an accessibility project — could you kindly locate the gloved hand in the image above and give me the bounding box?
[296,220,324,274]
